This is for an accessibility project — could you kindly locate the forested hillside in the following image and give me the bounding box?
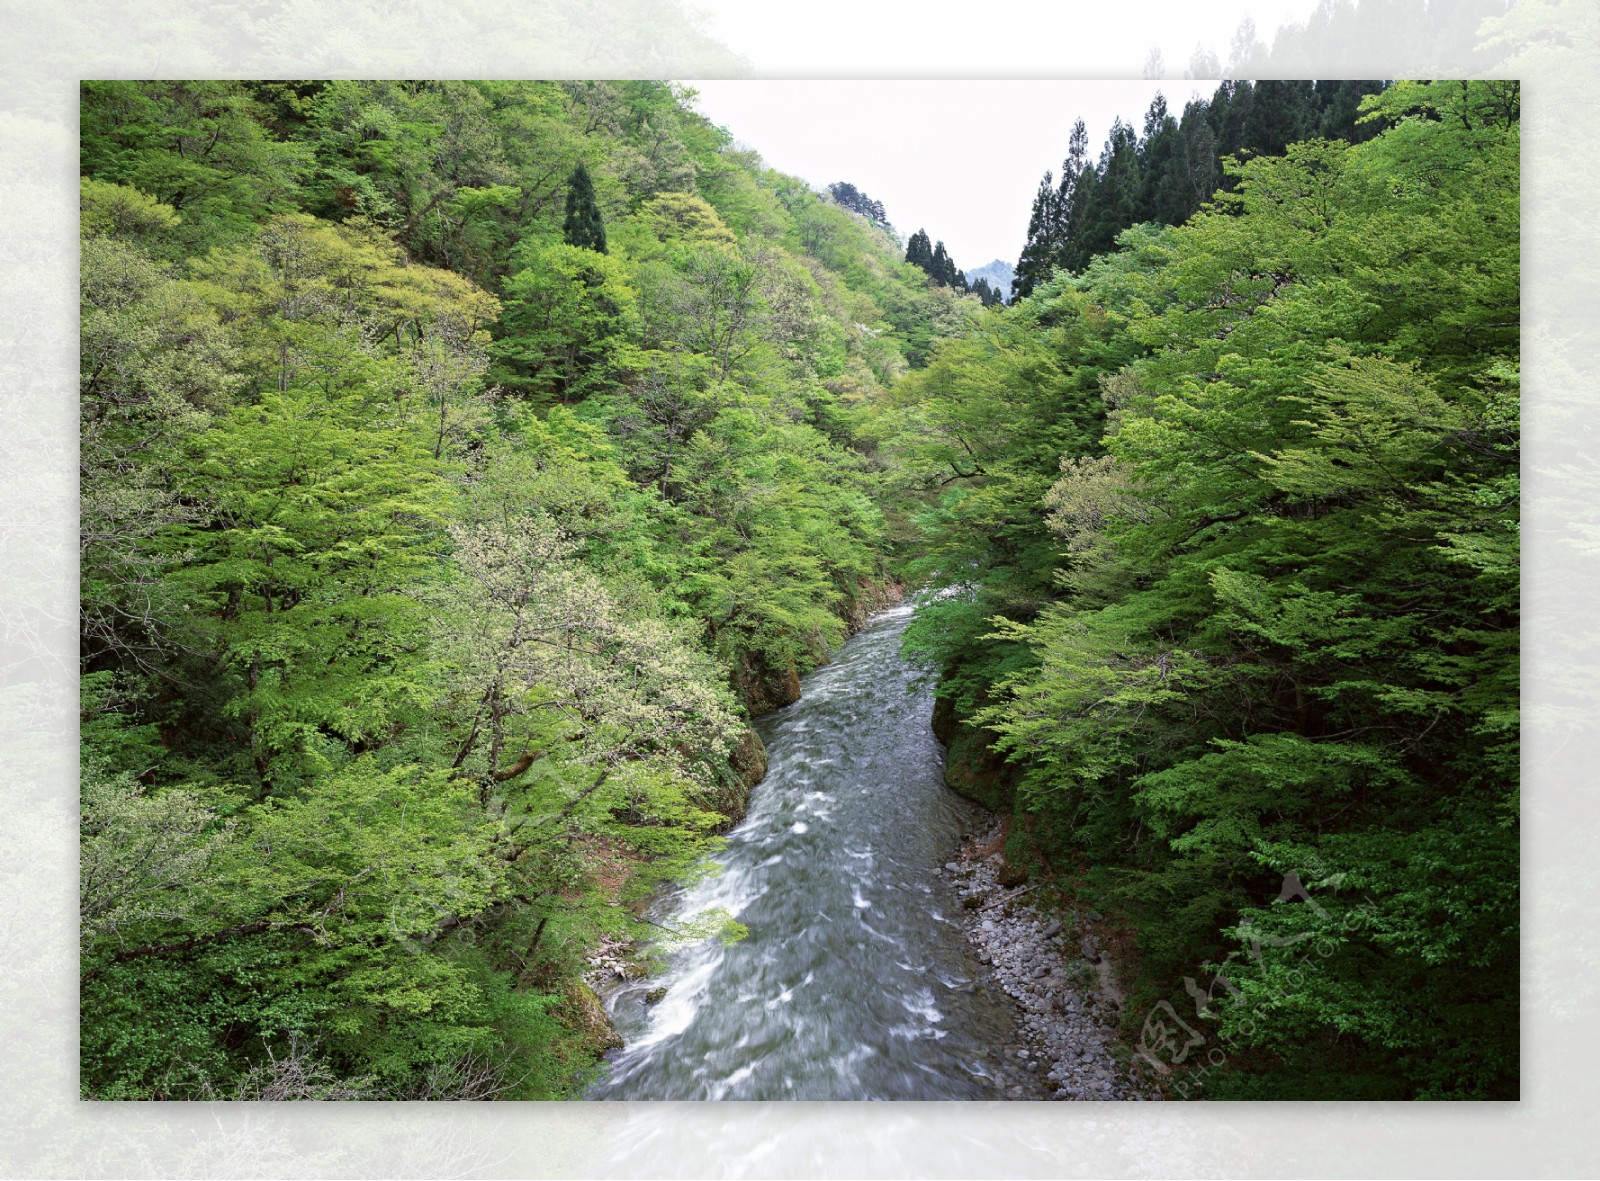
[78,77,1519,1102]
[1012,79,1386,297]
[897,79,1519,1099]
[77,79,973,1099]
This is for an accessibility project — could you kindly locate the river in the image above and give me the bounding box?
[587,600,1038,1101]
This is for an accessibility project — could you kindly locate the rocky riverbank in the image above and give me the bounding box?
[942,821,1160,1101]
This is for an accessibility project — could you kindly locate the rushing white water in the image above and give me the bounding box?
[587,602,1033,1101]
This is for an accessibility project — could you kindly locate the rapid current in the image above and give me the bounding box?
[587,601,1030,1100]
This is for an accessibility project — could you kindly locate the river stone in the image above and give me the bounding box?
[643,986,668,1004]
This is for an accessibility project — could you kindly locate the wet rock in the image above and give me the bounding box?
[643,986,668,1005]
[941,819,1156,1104]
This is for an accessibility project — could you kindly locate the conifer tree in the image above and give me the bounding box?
[1014,118,1088,298]
[828,181,888,225]
[562,162,607,253]
[1138,93,1190,226]
[970,277,1003,307]
[1012,170,1058,299]
[1243,79,1311,157]
[905,229,933,272]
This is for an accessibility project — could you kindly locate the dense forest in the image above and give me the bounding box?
[898,78,1519,1099]
[79,78,1518,1101]
[77,79,974,1099]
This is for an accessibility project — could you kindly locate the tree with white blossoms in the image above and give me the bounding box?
[431,514,745,963]
[79,759,232,956]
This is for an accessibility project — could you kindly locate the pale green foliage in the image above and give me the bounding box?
[80,232,238,667]
[1042,454,1150,598]
[646,907,748,958]
[189,213,500,402]
[433,515,740,798]
[80,760,230,953]
[80,177,181,241]
[229,762,504,1001]
[907,81,1519,1099]
[170,388,453,784]
[494,240,636,402]
[626,191,737,250]
[79,76,946,1101]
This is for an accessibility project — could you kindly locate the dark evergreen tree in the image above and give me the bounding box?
[1179,98,1222,209]
[906,230,966,290]
[1013,118,1091,298]
[1242,79,1313,157]
[1313,79,1387,142]
[828,181,888,224]
[1012,169,1059,300]
[1210,80,1254,191]
[1068,118,1139,269]
[1053,120,1094,273]
[562,161,607,253]
[1137,93,1190,226]
[905,228,933,272]
[969,277,1004,307]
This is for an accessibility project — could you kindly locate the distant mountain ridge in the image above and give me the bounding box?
[963,258,1015,302]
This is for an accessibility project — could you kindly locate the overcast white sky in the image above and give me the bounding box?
[690,0,1319,78]
[683,80,1220,270]
[678,0,1322,271]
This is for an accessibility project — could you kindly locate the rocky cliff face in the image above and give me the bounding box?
[733,657,804,718]
[931,690,1016,813]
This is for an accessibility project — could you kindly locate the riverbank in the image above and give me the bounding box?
[942,820,1160,1101]
[585,602,1056,1100]
[581,596,1162,1101]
